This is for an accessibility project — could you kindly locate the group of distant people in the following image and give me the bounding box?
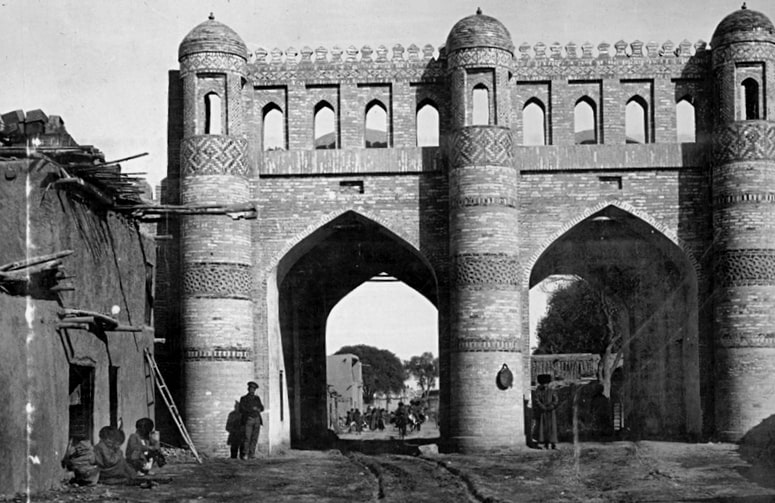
[341,400,428,438]
[61,417,166,486]
[225,380,265,459]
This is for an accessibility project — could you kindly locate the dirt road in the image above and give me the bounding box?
[9,440,775,502]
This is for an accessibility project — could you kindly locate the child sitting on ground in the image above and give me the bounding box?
[126,417,166,474]
[61,436,100,486]
[94,426,137,484]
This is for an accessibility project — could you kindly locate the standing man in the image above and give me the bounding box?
[239,381,264,459]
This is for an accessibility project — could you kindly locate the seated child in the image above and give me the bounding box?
[61,436,100,486]
[126,417,166,474]
[94,426,137,484]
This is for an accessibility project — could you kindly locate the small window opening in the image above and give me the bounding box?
[339,180,364,194]
[263,104,285,151]
[574,97,597,144]
[365,101,388,148]
[472,84,490,125]
[741,78,760,120]
[69,365,95,441]
[416,101,439,147]
[109,366,119,428]
[204,92,222,135]
[523,99,546,145]
[314,102,336,149]
[625,97,648,144]
[676,97,696,142]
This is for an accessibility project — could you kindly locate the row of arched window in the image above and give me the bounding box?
[203,78,763,147]
[523,96,697,145]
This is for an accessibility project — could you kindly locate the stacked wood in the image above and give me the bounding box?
[0,250,73,296]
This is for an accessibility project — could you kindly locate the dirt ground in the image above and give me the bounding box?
[7,427,775,503]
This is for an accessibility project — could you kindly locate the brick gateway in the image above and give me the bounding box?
[157,8,775,454]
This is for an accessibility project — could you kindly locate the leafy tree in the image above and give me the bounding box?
[335,344,405,403]
[404,352,438,398]
[534,279,609,355]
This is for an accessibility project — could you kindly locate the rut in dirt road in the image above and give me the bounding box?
[350,453,484,503]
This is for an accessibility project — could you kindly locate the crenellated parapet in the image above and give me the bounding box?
[248,43,446,84]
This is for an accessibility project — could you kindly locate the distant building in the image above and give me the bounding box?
[326,354,363,428]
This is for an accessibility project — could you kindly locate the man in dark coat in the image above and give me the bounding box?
[225,400,243,459]
[534,374,559,449]
[239,381,264,459]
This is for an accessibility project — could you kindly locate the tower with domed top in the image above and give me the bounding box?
[710,3,775,441]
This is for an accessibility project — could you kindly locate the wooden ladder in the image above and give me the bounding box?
[143,349,202,463]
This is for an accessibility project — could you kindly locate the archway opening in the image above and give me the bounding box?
[277,211,439,448]
[528,206,700,442]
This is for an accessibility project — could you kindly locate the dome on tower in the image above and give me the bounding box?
[711,5,775,48]
[446,9,514,54]
[179,13,248,61]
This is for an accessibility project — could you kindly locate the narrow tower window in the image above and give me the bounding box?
[263,104,285,151]
[741,78,760,120]
[365,100,388,148]
[314,101,336,149]
[574,97,597,144]
[416,101,439,147]
[204,92,222,135]
[625,96,648,144]
[676,97,696,143]
[472,84,490,125]
[523,98,546,146]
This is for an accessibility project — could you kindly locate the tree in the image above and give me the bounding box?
[335,344,405,403]
[404,352,438,398]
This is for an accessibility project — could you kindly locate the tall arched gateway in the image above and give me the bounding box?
[159,7,775,455]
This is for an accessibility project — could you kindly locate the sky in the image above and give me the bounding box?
[3,0,773,362]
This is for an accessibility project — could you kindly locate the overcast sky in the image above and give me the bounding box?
[3,0,772,361]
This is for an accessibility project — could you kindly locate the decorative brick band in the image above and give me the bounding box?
[181,135,249,178]
[450,127,513,168]
[180,52,246,77]
[713,121,775,165]
[455,253,520,288]
[447,47,513,70]
[715,249,775,287]
[183,346,252,361]
[451,195,518,209]
[450,338,522,353]
[183,262,253,299]
[717,332,775,349]
[713,192,775,207]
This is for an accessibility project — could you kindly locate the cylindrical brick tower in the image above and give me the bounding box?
[445,10,523,451]
[178,15,254,455]
[710,7,775,441]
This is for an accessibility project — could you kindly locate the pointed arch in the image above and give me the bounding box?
[625,96,649,144]
[741,78,760,120]
[263,103,285,151]
[314,101,336,149]
[416,100,440,147]
[204,92,222,135]
[523,201,700,286]
[472,84,490,125]
[574,97,597,144]
[676,96,696,143]
[365,100,388,148]
[523,98,547,146]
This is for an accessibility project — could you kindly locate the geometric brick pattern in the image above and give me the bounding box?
[455,253,520,288]
[713,121,775,164]
[181,135,248,178]
[450,338,522,352]
[713,192,775,207]
[715,249,775,287]
[450,127,513,167]
[716,332,775,348]
[451,195,518,208]
[448,47,513,69]
[183,346,252,361]
[181,52,245,78]
[183,262,253,298]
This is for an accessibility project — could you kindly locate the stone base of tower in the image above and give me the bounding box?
[445,351,524,452]
[183,360,255,456]
[714,347,775,442]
